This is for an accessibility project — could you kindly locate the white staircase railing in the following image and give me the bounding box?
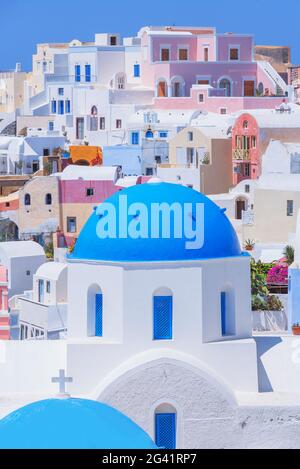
[0,112,16,134]
[257,61,288,96]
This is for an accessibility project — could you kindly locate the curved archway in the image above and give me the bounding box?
[87,284,103,337]
[75,159,90,166]
[156,78,168,98]
[219,77,232,97]
[91,105,98,116]
[170,76,185,97]
[145,128,154,139]
[257,82,264,95]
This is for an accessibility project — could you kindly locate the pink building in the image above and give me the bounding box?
[139,26,289,114]
[0,266,9,340]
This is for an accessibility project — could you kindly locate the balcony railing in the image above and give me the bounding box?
[232,149,250,161]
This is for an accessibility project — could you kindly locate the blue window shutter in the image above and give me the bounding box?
[134,64,140,77]
[75,65,81,82]
[95,293,103,337]
[85,64,91,82]
[51,100,57,113]
[153,296,172,340]
[65,99,71,113]
[58,100,64,115]
[221,291,226,336]
[155,413,176,449]
[131,132,139,145]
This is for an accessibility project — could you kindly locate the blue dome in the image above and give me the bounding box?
[0,398,157,449]
[70,182,242,262]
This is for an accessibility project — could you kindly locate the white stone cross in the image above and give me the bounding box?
[51,369,73,398]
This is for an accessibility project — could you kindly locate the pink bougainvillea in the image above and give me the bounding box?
[267,264,288,285]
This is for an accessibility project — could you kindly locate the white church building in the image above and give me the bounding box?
[1,182,300,448]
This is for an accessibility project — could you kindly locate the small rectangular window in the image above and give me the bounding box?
[220,291,235,336]
[159,131,168,138]
[75,64,81,82]
[245,184,250,193]
[46,281,51,294]
[86,188,94,197]
[67,217,77,233]
[199,94,204,103]
[65,99,71,114]
[99,117,105,130]
[43,148,50,156]
[230,48,239,60]
[161,48,170,61]
[95,293,103,336]
[58,87,64,96]
[197,79,209,85]
[188,131,193,142]
[153,296,172,340]
[251,136,257,148]
[220,108,227,114]
[131,132,139,145]
[85,64,91,82]
[51,100,57,114]
[48,121,54,131]
[110,36,117,46]
[58,100,64,115]
[178,48,188,61]
[134,64,140,77]
[244,163,250,177]
[287,200,294,216]
[204,47,209,62]
[116,119,122,129]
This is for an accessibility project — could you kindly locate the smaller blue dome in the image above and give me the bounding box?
[0,398,156,449]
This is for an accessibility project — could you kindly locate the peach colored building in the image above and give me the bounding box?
[232,105,300,185]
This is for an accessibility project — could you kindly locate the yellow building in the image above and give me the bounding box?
[0,68,27,113]
[163,126,232,195]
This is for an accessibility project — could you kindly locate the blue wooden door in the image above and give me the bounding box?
[155,413,176,449]
[95,293,103,337]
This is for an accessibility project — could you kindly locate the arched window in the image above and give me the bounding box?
[171,76,185,97]
[45,193,52,205]
[243,120,249,129]
[257,82,264,95]
[155,403,176,449]
[87,285,103,337]
[90,106,98,131]
[91,105,98,116]
[24,193,31,206]
[219,78,231,97]
[157,80,168,98]
[115,73,126,90]
[153,287,173,340]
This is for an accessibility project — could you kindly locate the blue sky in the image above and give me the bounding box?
[1,0,300,70]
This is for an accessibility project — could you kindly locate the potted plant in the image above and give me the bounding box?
[292,323,300,335]
[245,239,255,251]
